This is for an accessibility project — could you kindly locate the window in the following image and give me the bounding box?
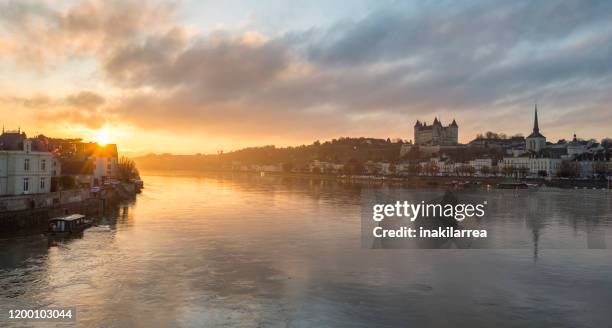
[41,159,46,171]
[40,177,46,190]
[24,158,30,171]
[23,178,29,192]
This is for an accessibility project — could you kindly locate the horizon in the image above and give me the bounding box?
[131,129,611,158]
[2,0,612,155]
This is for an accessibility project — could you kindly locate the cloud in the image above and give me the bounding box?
[3,91,110,130]
[1,0,612,145]
[0,0,176,65]
[103,29,291,99]
[65,91,106,109]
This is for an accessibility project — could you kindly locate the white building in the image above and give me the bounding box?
[500,157,561,177]
[89,144,118,184]
[566,134,587,158]
[0,137,60,195]
[577,161,594,178]
[309,160,344,174]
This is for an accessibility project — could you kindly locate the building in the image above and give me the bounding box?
[566,134,587,158]
[399,142,414,157]
[0,130,60,195]
[500,157,561,177]
[525,105,546,152]
[54,140,119,186]
[469,158,495,173]
[414,118,458,146]
[309,160,344,174]
[90,144,118,184]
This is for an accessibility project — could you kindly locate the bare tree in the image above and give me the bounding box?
[480,165,491,176]
[502,165,515,177]
[408,163,421,176]
[557,161,579,178]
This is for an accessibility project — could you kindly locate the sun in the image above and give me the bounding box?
[93,128,112,146]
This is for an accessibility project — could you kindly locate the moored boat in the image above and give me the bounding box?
[48,214,91,236]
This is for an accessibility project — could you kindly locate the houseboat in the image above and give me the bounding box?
[48,214,91,236]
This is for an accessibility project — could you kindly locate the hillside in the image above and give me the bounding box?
[133,137,403,171]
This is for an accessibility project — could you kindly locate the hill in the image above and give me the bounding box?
[133,137,403,171]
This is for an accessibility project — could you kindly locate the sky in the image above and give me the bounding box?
[1,0,611,156]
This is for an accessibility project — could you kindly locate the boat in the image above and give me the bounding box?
[48,214,91,236]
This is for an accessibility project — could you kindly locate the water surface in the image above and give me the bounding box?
[1,172,611,327]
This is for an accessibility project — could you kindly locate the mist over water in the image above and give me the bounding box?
[1,172,612,327]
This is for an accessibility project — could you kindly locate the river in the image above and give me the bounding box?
[1,172,611,327]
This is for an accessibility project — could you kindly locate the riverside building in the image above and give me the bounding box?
[0,130,60,195]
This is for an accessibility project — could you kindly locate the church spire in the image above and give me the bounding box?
[533,104,539,134]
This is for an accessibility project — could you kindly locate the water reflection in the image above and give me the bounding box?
[0,172,611,327]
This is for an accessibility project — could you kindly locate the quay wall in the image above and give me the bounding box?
[0,189,104,234]
[261,172,611,189]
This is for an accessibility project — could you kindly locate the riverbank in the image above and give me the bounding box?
[149,169,611,189]
[0,182,141,235]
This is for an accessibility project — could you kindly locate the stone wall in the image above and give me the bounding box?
[0,189,90,212]
[0,189,102,234]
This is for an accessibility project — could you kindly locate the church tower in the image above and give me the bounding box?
[525,104,546,152]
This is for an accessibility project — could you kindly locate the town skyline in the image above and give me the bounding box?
[3,105,608,157]
[2,0,612,155]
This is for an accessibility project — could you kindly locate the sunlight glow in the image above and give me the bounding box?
[93,128,112,146]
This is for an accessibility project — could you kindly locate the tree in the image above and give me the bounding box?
[60,175,76,190]
[517,166,529,178]
[502,165,515,177]
[408,163,421,176]
[51,176,61,192]
[363,161,380,175]
[117,156,140,182]
[462,165,476,176]
[490,165,499,176]
[557,161,579,178]
[425,162,439,176]
[433,163,441,176]
[388,163,397,175]
[344,158,364,175]
[480,165,491,176]
[593,161,607,179]
[282,162,294,173]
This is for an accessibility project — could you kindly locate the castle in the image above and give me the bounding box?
[414,118,458,146]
